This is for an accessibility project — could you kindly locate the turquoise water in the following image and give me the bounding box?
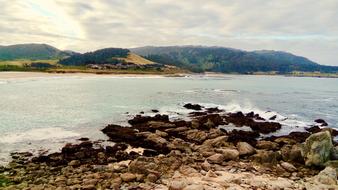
[0,74,337,163]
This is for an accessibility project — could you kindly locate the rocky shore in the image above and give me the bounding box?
[1,104,338,190]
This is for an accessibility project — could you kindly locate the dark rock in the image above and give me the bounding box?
[314,119,328,126]
[183,103,203,110]
[226,130,259,145]
[269,115,277,120]
[128,114,169,126]
[151,109,159,113]
[78,137,89,141]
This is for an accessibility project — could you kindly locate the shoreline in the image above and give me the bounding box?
[1,71,338,80]
[1,104,337,189]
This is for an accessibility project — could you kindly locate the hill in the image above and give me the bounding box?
[0,44,71,60]
[59,48,159,67]
[131,46,338,73]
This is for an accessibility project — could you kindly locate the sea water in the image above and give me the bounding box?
[0,74,337,164]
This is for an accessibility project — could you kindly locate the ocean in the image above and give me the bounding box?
[0,74,337,164]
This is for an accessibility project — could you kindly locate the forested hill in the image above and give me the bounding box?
[131,46,338,73]
[59,48,130,66]
[0,44,71,60]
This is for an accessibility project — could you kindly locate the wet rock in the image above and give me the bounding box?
[183,103,203,110]
[281,162,297,172]
[120,173,136,182]
[269,115,277,120]
[227,130,259,145]
[207,153,224,164]
[302,131,333,167]
[314,119,328,126]
[151,109,159,113]
[237,142,256,156]
[128,114,169,126]
[255,140,279,150]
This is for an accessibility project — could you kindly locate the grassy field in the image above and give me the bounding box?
[0,59,58,66]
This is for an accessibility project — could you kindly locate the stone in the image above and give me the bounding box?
[201,160,211,171]
[146,133,168,146]
[186,129,207,143]
[302,131,333,167]
[68,160,81,167]
[256,140,279,150]
[201,136,228,148]
[331,146,338,160]
[168,138,192,153]
[281,162,297,172]
[155,130,168,137]
[237,142,256,156]
[183,103,203,110]
[183,184,204,190]
[146,173,158,183]
[120,173,137,182]
[253,150,281,165]
[216,148,239,161]
[169,180,188,190]
[313,167,337,186]
[206,153,224,164]
[129,157,158,174]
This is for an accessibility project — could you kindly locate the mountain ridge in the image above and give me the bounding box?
[131,46,337,73]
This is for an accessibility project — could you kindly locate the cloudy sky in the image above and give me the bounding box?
[1,0,337,65]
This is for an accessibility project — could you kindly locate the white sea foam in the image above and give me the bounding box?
[0,127,80,144]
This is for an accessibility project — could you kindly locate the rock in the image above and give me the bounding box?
[302,131,333,167]
[145,133,168,146]
[82,185,96,190]
[201,136,228,148]
[68,160,81,167]
[280,145,303,163]
[237,142,256,156]
[269,115,277,120]
[129,157,158,174]
[146,173,158,183]
[186,129,207,143]
[201,160,211,171]
[317,167,337,185]
[331,146,338,160]
[227,130,259,145]
[255,140,279,150]
[281,162,297,172]
[155,130,168,137]
[168,138,192,153]
[253,150,281,165]
[120,173,137,182]
[169,179,188,190]
[183,103,203,110]
[216,148,239,161]
[183,184,204,190]
[206,153,224,164]
[314,119,328,126]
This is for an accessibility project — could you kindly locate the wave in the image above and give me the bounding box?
[0,127,80,144]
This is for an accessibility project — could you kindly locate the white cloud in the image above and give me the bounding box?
[0,0,337,65]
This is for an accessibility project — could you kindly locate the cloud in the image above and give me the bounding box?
[0,0,338,65]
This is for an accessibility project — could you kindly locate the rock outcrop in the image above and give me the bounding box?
[302,131,333,167]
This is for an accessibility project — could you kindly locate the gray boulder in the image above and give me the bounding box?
[301,131,333,167]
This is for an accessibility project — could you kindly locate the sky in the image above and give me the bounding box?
[0,0,338,66]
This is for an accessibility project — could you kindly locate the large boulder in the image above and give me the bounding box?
[301,131,333,167]
[237,142,256,156]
